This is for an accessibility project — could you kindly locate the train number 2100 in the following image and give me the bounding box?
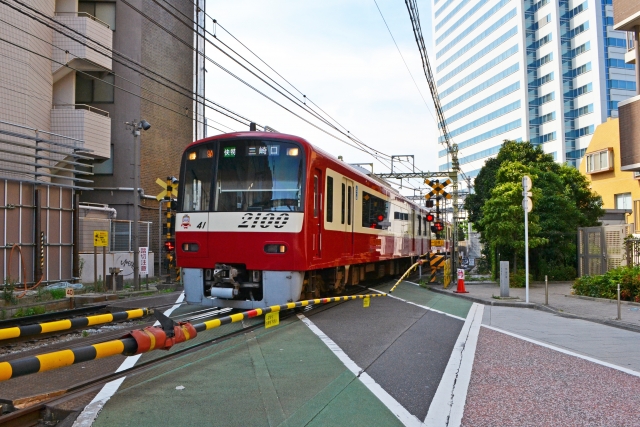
[238,213,290,229]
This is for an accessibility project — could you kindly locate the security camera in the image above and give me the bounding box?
[139,120,151,131]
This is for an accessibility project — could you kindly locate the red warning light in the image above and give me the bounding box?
[426,213,435,222]
[377,215,384,221]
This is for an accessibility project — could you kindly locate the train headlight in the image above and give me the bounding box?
[264,244,287,254]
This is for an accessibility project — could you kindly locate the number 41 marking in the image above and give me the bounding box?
[196,222,206,229]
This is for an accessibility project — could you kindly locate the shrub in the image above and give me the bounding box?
[49,289,66,300]
[573,265,640,301]
[510,269,533,288]
[2,280,16,305]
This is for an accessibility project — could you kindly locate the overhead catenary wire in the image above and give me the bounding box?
[1,0,254,131]
[5,0,431,192]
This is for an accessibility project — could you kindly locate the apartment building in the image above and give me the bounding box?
[613,0,640,172]
[0,0,197,285]
[433,0,637,178]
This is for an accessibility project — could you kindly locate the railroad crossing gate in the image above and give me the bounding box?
[424,179,452,200]
[155,178,178,201]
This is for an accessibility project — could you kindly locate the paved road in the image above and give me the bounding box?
[56,282,640,426]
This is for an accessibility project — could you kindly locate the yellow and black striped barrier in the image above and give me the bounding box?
[388,253,432,293]
[0,308,150,341]
[0,294,384,382]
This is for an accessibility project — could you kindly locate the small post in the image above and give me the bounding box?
[102,246,106,292]
[617,283,621,320]
[545,275,548,305]
[146,274,149,290]
[500,261,509,298]
[419,264,422,279]
[112,269,116,293]
[94,245,97,289]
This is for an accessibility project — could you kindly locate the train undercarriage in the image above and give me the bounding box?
[183,258,415,309]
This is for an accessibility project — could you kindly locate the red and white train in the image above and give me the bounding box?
[177,131,451,309]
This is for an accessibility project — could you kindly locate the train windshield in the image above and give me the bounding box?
[215,140,304,212]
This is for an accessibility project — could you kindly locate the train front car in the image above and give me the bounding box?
[177,133,307,309]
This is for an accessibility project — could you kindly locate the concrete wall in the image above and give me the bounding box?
[79,251,155,284]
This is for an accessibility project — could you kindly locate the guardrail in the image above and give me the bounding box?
[0,294,385,382]
[54,12,111,29]
[53,104,110,117]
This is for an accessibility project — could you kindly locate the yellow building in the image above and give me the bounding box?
[579,118,640,229]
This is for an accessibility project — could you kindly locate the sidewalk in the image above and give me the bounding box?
[428,281,640,333]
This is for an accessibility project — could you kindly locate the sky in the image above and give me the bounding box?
[202,0,441,196]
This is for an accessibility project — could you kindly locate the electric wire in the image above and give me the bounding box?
[0,36,230,135]
[2,0,255,130]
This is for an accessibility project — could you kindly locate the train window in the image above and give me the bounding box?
[313,175,319,218]
[327,177,333,223]
[347,186,352,226]
[418,215,422,235]
[362,191,388,229]
[214,139,304,212]
[181,144,214,211]
[341,183,345,224]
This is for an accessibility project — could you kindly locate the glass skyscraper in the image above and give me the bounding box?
[433,0,636,176]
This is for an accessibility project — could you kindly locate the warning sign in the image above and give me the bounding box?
[139,246,149,275]
[93,231,108,247]
[265,312,279,329]
[65,288,74,298]
[363,296,370,308]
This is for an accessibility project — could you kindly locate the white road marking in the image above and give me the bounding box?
[425,302,484,427]
[297,313,424,427]
[483,324,640,378]
[370,286,465,321]
[72,292,185,427]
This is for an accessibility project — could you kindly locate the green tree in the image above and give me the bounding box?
[468,140,603,279]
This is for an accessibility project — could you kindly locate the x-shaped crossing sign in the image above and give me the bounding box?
[424,178,452,200]
[155,178,178,201]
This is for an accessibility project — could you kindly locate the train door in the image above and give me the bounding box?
[341,177,354,255]
[312,169,323,258]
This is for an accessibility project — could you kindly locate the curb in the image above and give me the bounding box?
[428,286,640,334]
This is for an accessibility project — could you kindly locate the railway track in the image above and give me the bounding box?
[0,281,394,426]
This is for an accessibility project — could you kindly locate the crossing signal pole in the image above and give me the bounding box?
[404,0,462,287]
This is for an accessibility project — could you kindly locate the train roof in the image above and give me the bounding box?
[188,132,424,211]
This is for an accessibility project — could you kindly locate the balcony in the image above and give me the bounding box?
[52,12,112,80]
[619,96,640,171]
[51,105,111,159]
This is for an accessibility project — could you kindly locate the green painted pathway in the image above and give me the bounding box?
[374,280,473,318]
[93,314,404,427]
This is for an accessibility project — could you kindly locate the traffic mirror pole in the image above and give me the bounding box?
[523,176,532,304]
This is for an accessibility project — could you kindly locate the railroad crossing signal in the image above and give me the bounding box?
[424,179,452,200]
[155,177,178,201]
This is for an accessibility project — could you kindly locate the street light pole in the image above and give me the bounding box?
[126,119,151,291]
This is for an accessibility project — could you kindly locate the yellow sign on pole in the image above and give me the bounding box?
[93,231,108,247]
[265,312,280,329]
[363,296,370,308]
[431,239,445,247]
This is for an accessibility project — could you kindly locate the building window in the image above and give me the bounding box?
[615,193,632,210]
[78,1,116,30]
[586,148,613,174]
[76,72,114,103]
[538,14,551,29]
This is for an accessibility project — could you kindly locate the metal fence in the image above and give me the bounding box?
[578,224,634,276]
[626,238,640,267]
[78,217,151,253]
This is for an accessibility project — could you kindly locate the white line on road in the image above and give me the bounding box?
[483,324,640,378]
[371,285,466,321]
[73,292,185,427]
[425,302,484,427]
[297,313,424,427]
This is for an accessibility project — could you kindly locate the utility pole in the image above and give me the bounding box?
[125,119,151,291]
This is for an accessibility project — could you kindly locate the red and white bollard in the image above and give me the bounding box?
[454,268,468,293]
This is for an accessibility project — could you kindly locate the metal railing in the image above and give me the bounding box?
[79,218,151,253]
[54,12,111,29]
[53,104,110,117]
[0,119,94,190]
